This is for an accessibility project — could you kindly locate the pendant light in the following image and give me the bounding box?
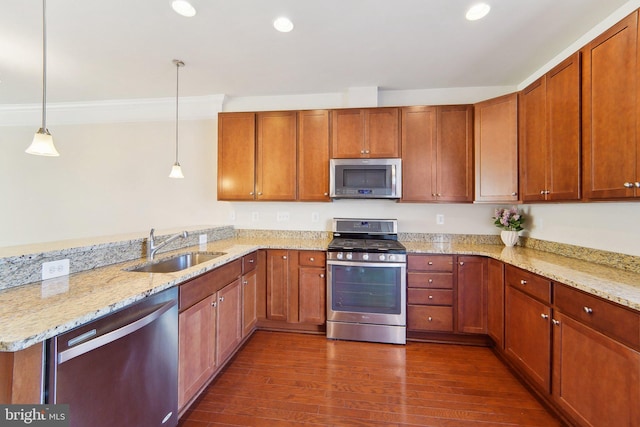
[26,0,60,157]
[169,59,185,179]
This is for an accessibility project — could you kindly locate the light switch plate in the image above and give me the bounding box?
[436,214,445,225]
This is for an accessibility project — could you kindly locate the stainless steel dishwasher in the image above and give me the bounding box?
[47,287,178,427]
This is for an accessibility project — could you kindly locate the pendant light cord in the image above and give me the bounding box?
[175,61,179,162]
[41,0,47,131]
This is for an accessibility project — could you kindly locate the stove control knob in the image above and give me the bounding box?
[336,252,343,260]
[362,253,369,260]
[378,254,386,261]
[346,253,353,260]
[389,254,395,261]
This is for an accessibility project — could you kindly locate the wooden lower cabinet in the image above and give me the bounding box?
[487,258,505,349]
[298,251,326,325]
[0,343,44,404]
[505,284,552,393]
[178,295,217,409]
[216,279,242,365]
[456,256,487,334]
[407,255,454,333]
[552,312,640,426]
[266,249,294,322]
[242,267,258,338]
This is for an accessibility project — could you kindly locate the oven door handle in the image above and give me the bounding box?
[327,260,407,268]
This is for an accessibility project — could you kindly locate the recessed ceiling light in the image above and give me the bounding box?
[273,17,294,33]
[466,3,491,21]
[172,0,196,18]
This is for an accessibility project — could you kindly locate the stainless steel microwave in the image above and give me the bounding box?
[330,158,402,199]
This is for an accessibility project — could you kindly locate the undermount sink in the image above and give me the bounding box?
[126,251,226,273]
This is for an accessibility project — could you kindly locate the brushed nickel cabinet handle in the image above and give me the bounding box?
[520,279,527,285]
[583,306,593,314]
[624,182,634,188]
[541,313,549,320]
[459,261,464,266]
[211,301,217,307]
[365,150,370,154]
[428,316,433,322]
[324,192,329,196]
[249,259,254,263]
[511,192,518,196]
[635,182,640,188]
[249,192,254,195]
[320,274,325,278]
[428,295,433,299]
[283,255,287,260]
[428,279,433,283]
[552,319,560,326]
[219,296,225,302]
[309,257,315,262]
[243,280,248,285]
[428,261,433,265]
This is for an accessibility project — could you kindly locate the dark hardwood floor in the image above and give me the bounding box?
[179,331,563,427]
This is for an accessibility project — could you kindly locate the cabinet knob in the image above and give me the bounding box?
[243,280,248,285]
[541,313,549,320]
[283,255,287,260]
[623,182,635,188]
[249,259,254,263]
[459,261,464,266]
[583,306,593,314]
[360,150,365,154]
[428,261,433,265]
[324,192,329,196]
[219,296,225,302]
[249,192,254,195]
[436,193,442,197]
[428,279,433,283]
[432,193,436,197]
[428,316,433,322]
[511,192,518,196]
[364,150,370,154]
[309,257,315,262]
[428,295,433,299]
[552,319,560,326]
[635,182,640,188]
[258,192,263,196]
[211,301,217,307]
[520,279,527,285]
[320,274,325,278]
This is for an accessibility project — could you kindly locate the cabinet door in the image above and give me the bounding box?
[216,279,242,366]
[178,295,216,409]
[474,93,519,202]
[437,105,473,202]
[401,106,437,201]
[298,110,330,201]
[331,109,365,158]
[266,250,291,322]
[582,12,638,199]
[487,258,505,349]
[505,285,552,393]
[365,108,400,158]
[552,313,640,427]
[456,256,487,334]
[546,52,581,201]
[217,112,256,200]
[256,111,297,200]
[242,268,257,338]
[519,77,548,202]
[298,266,326,324]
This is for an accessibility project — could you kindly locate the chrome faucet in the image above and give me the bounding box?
[147,228,188,260]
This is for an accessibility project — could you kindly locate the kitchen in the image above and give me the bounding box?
[1,0,640,426]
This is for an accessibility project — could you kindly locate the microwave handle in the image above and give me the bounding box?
[392,164,397,194]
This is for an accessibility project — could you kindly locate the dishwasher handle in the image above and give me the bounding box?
[57,298,177,364]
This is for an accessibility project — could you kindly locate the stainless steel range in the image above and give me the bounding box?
[326,218,407,345]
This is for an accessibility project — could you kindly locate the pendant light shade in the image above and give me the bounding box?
[26,0,60,157]
[169,59,185,179]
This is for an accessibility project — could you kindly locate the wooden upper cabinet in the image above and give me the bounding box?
[298,110,330,201]
[331,108,400,158]
[520,52,581,202]
[401,106,437,201]
[401,105,473,202]
[582,11,640,200]
[437,105,474,202]
[217,112,256,200]
[256,111,297,200]
[474,93,519,202]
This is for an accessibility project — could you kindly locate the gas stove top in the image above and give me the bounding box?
[327,238,406,254]
[327,218,407,262]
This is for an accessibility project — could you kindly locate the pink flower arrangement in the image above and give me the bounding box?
[493,207,524,231]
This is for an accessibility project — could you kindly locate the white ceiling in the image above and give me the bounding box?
[0,0,632,105]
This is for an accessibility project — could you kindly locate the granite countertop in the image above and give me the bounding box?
[1,236,639,352]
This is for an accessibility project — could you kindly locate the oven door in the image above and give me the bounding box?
[326,259,406,326]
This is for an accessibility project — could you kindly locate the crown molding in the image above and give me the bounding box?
[0,94,226,126]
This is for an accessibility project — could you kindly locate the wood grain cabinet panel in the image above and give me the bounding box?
[401,105,473,202]
[505,264,552,304]
[520,52,581,202]
[408,305,454,332]
[582,11,640,200]
[216,279,242,366]
[552,312,640,427]
[487,258,505,349]
[241,267,257,338]
[456,256,487,334]
[266,250,292,322]
[331,108,400,158]
[298,110,330,201]
[256,111,297,200]
[217,112,256,200]
[474,93,519,202]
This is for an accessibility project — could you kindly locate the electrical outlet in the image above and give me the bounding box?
[311,212,320,223]
[42,259,70,280]
[277,211,290,222]
[436,214,445,225]
[199,234,207,245]
[251,211,259,222]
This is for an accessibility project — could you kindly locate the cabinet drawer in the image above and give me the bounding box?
[555,284,640,349]
[298,251,326,267]
[408,289,453,306]
[242,251,258,274]
[407,272,453,289]
[180,259,242,310]
[505,265,552,304]
[408,255,454,272]
[408,305,453,332]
